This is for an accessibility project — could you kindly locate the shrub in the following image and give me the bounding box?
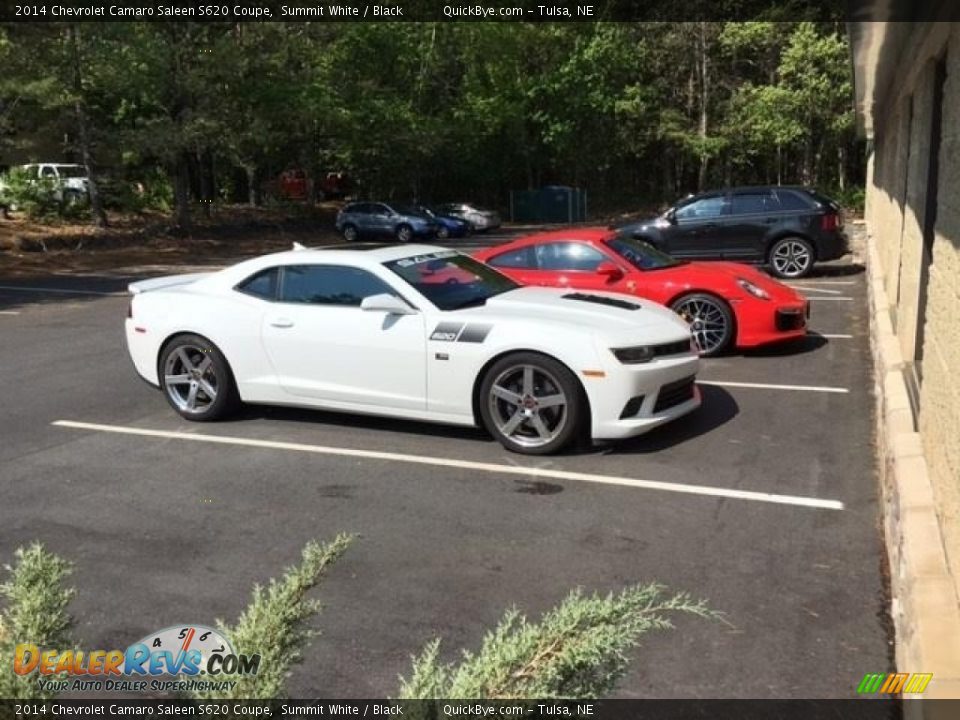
[398,584,714,700]
[0,544,75,700]
[0,168,64,221]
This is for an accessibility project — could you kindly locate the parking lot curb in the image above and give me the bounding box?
[866,233,960,702]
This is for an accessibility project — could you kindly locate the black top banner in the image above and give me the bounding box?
[0,0,926,24]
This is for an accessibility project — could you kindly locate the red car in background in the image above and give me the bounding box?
[473,228,810,356]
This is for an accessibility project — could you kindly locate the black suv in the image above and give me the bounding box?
[616,187,849,278]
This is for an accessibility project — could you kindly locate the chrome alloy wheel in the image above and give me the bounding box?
[675,297,730,355]
[487,364,568,449]
[771,239,812,278]
[163,345,219,414]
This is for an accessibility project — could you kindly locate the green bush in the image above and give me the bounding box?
[0,168,64,220]
[0,544,75,700]
[1,541,716,702]
[398,584,714,700]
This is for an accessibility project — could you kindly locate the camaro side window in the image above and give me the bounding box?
[236,267,280,300]
[280,265,395,307]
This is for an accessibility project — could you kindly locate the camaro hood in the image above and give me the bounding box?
[454,286,692,343]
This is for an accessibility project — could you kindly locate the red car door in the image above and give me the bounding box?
[526,241,632,294]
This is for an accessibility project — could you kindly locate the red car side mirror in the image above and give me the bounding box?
[596,262,624,282]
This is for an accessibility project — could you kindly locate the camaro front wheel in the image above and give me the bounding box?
[479,352,584,455]
[159,334,239,421]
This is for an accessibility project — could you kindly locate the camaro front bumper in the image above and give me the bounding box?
[585,353,702,440]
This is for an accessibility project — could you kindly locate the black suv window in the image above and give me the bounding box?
[775,190,813,212]
[280,265,395,306]
[536,242,607,271]
[675,195,729,221]
[731,191,779,215]
[488,246,536,269]
[236,267,279,300]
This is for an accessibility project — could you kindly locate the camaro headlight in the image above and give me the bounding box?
[612,346,655,364]
[737,278,770,300]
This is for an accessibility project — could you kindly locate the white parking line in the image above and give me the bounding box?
[0,310,20,315]
[818,333,854,339]
[52,420,844,511]
[700,380,849,394]
[787,280,858,286]
[806,296,854,301]
[0,285,124,297]
[798,286,845,295]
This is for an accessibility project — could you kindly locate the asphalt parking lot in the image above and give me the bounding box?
[0,234,891,698]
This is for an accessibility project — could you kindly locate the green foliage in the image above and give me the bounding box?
[0,544,75,700]
[187,534,354,701]
[0,168,63,220]
[398,584,715,699]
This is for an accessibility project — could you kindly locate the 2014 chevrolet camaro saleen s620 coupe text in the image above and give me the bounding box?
[125,244,701,455]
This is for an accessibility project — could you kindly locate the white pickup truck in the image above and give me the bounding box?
[0,163,91,207]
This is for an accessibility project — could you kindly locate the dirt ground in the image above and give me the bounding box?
[0,204,346,277]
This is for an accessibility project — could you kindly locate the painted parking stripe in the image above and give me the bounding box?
[0,285,124,297]
[798,286,845,295]
[0,310,20,315]
[52,420,844,511]
[700,380,849,394]
[806,296,854,301]
[787,280,858,286]
[818,333,854,339]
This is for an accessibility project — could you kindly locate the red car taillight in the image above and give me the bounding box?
[821,213,839,231]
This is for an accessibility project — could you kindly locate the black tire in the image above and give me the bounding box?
[395,224,413,243]
[478,352,585,455]
[62,190,84,208]
[342,224,358,242]
[670,293,735,357]
[768,236,815,278]
[158,334,240,421]
[436,225,450,240]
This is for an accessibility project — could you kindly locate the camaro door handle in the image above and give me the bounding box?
[269,317,295,328]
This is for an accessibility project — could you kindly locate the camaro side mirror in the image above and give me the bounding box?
[360,293,416,315]
[664,208,678,224]
[596,262,624,282]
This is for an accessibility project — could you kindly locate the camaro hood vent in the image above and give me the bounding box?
[562,293,641,311]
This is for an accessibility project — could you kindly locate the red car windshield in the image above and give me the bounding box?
[607,234,686,270]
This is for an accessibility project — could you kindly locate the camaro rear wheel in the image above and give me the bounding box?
[768,236,814,278]
[479,352,584,455]
[159,334,239,421]
[436,225,449,239]
[671,293,734,357]
[342,224,358,242]
[396,224,413,243]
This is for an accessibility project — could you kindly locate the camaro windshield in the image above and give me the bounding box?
[385,251,518,311]
[607,233,685,270]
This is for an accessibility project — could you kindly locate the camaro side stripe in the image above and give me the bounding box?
[52,420,845,510]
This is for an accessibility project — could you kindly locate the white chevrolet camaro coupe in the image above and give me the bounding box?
[125,244,701,455]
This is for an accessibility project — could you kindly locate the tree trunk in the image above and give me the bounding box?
[697,22,710,192]
[776,144,782,186]
[172,151,191,230]
[245,164,257,205]
[838,143,846,191]
[68,25,107,228]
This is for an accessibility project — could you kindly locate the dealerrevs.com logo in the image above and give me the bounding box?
[14,624,261,694]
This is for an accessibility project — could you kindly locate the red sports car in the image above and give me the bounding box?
[473,228,810,356]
